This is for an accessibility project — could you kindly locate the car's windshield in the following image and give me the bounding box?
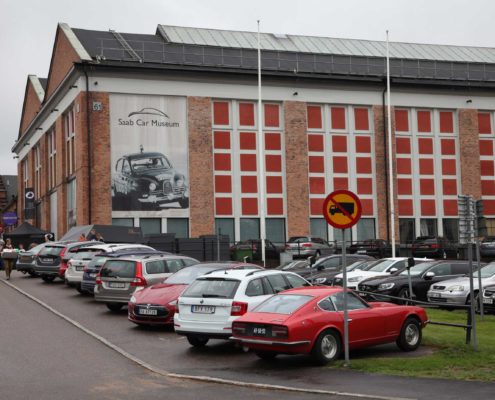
[356,260,380,271]
[71,251,97,260]
[474,263,495,278]
[280,261,308,270]
[368,259,397,272]
[399,261,438,276]
[28,243,46,254]
[346,261,365,271]
[39,246,64,256]
[165,266,220,284]
[130,156,171,171]
[182,278,240,299]
[254,294,313,314]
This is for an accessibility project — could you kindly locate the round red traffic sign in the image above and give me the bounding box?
[322,190,362,229]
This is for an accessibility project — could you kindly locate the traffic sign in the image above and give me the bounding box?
[322,190,362,229]
[2,212,18,226]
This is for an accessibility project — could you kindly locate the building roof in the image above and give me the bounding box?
[38,78,47,91]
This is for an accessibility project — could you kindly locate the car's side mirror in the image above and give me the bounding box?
[389,267,398,274]
[424,271,435,280]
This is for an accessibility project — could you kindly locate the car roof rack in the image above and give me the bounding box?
[246,269,270,277]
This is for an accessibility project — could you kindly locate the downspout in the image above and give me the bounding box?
[382,87,390,244]
[84,66,92,223]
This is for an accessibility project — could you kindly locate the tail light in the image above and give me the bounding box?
[130,262,147,287]
[431,244,439,249]
[95,274,102,285]
[302,243,313,248]
[271,325,288,339]
[231,301,248,316]
[60,248,67,258]
[232,322,248,335]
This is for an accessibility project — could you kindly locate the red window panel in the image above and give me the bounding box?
[266,176,283,193]
[213,102,229,125]
[213,131,231,149]
[307,105,322,129]
[240,132,256,150]
[398,199,413,216]
[419,158,434,175]
[333,156,348,173]
[239,103,255,126]
[357,178,373,195]
[440,138,456,155]
[421,200,436,216]
[310,177,325,194]
[266,155,282,172]
[333,177,348,190]
[356,157,372,174]
[442,179,457,195]
[242,198,258,215]
[354,108,369,131]
[267,198,284,215]
[397,178,412,195]
[482,180,495,195]
[396,137,411,154]
[443,200,458,216]
[241,176,258,193]
[481,160,495,176]
[361,199,374,216]
[439,111,454,133]
[308,134,324,152]
[397,158,412,174]
[215,175,232,193]
[310,198,324,215]
[355,136,371,153]
[332,135,347,152]
[395,109,409,132]
[417,110,432,133]
[264,104,279,127]
[216,198,232,215]
[265,133,281,150]
[442,159,457,175]
[309,156,325,173]
[331,107,346,130]
[240,154,257,171]
[420,179,435,195]
[484,200,495,215]
[478,112,492,134]
[214,153,231,171]
[480,140,494,156]
[418,138,433,154]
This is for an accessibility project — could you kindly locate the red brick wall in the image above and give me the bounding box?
[459,108,481,199]
[188,96,215,237]
[20,79,42,137]
[284,101,310,237]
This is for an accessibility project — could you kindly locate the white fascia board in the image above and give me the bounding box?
[29,75,45,102]
[59,22,92,61]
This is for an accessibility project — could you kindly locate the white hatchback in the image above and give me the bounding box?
[174,269,310,347]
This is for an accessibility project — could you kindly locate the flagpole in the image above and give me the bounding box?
[257,20,266,267]
[386,30,396,257]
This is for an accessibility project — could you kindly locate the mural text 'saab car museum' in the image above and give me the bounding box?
[14,23,495,244]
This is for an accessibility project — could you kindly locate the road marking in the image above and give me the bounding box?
[1,279,415,400]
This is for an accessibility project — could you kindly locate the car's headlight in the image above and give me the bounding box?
[315,277,327,284]
[447,285,465,292]
[348,276,363,283]
[378,283,395,290]
[130,295,137,304]
[149,182,157,191]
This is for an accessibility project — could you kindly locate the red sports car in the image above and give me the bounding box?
[231,286,428,365]
[128,262,261,326]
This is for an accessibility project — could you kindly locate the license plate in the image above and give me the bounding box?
[357,250,367,254]
[108,282,126,289]
[253,326,267,336]
[76,266,84,271]
[430,293,441,298]
[483,298,493,304]
[191,305,215,314]
[138,308,158,315]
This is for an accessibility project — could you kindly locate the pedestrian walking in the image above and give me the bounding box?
[1,238,17,280]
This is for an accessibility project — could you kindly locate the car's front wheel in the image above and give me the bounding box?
[311,329,341,365]
[396,317,422,351]
[186,335,209,347]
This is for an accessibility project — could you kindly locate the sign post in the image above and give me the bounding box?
[322,190,362,366]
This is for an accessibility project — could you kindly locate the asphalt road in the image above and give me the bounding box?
[2,271,495,400]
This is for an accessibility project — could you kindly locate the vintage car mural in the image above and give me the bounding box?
[112,149,189,210]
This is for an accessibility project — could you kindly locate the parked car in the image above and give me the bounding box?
[229,239,281,262]
[285,236,335,259]
[276,260,310,271]
[291,254,375,279]
[310,259,381,285]
[94,254,199,311]
[428,262,495,309]
[411,236,458,259]
[174,269,311,347]
[15,242,52,276]
[58,241,97,278]
[128,262,261,327]
[348,239,399,258]
[358,260,475,304]
[332,258,432,290]
[482,284,495,312]
[480,236,495,260]
[65,250,99,292]
[231,286,428,365]
[112,150,189,210]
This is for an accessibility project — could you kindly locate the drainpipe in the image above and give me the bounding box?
[84,66,92,223]
[382,87,390,244]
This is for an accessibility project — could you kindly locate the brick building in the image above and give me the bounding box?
[12,23,495,244]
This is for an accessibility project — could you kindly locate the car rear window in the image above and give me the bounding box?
[182,278,240,299]
[100,260,137,278]
[72,251,97,260]
[39,246,64,256]
[254,294,313,314]
[288,237,310,243]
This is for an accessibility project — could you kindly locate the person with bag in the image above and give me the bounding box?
[1,238,17,280]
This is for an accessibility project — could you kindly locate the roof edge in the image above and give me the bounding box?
[59,22,92,61]
[28,75,45,102]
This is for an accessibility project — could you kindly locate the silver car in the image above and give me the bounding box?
[94,254,199,312]
[284,236,335,258]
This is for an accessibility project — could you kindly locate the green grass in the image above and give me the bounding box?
[335,309,495,381]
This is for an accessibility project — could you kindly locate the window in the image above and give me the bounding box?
[428,263,452,276]
[334,228,351,247]
[285,274,308,288]
[240,218,260,241]
[316,257,342,270]
[64,107,76,177]
[146,260,166,274]
[34,145,41,199]
[486,219,495,236]
[318,297,336,311]
[167,218,189,238]
[112,218,134,227]
[47,129,57,190]
[420,219,437,237]
[330,292,368,311]
[254,294,312,314]
[356,218,375,241]
[442,219,459,242]
[140,218,161,235]
[265,274,291,293]
[400,219,415,244]
[266,218,286,245]
[67,179,76,228]
[246,278,265,296]
[22,158,29,189]
[215,218,234,244]
[166,259,184,273]
[311,218,328,241]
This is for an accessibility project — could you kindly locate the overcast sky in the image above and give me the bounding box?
[1,0,495,175]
